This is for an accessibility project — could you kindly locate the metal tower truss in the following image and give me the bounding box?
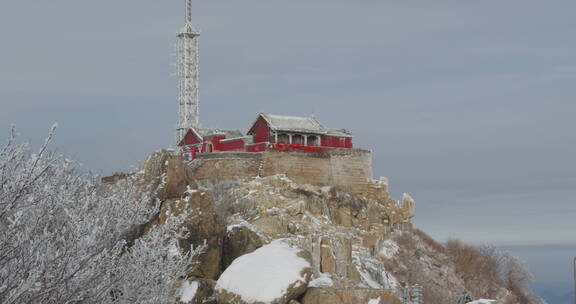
[176,0,201,144]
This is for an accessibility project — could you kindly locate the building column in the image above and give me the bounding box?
[304,135,308,146]
[274,132,278,143]
[288,134,293,144]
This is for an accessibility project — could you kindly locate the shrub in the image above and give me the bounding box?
[0,126,201,304]
[444,239,542,304]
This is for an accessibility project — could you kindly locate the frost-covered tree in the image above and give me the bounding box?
[0,126,201,304]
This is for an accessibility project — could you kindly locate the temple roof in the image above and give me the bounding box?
[258,114,326,134]
[197,128,244,139]
[250,113,352,137]
[326,128,353,138]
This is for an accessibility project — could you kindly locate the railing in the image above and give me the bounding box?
[269,143,327,152]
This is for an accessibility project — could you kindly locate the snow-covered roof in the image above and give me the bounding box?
[261,114,326,134]
[249,113,352,136]
[326,128,352,138]
[197,128,244,139]
[178,127,245,146]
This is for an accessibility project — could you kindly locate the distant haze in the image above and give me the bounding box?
[1,1,575,299]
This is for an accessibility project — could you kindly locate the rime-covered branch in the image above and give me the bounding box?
[0,127,200,304]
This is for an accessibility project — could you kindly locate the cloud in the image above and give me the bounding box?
[1,1,575,248]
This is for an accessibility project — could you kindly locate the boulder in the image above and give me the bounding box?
[319,238,336,274]
[401,193,416,219]
[215,241,313,304]
[222,225,264,270]
[159,191,225,280]
[301,288,403,304]
[161,155,194,200]
[178,278,216,304]
[142,150,197,201]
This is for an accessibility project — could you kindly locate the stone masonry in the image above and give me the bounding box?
[190,148,373,195]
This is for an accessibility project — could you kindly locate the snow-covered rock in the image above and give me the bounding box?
[308,273,334,288]
[223,223,264,269]
[180,280,199,303]
[467,300,501,304]
[215,240,313,304]
[178,278,216,304]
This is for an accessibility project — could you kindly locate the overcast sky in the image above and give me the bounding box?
[1,0,575,296]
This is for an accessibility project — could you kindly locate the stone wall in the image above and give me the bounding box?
[189,148,374,194]
[261,149,373,194]
[191,152,263,182]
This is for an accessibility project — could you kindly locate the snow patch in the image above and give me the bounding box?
[215,240,310,303]
[368,297,381,304]
[402,193,415,205]
[182,185,198,202]
[467,300,498,304]
[180,281,199,302]
[226,219,262,237]
[357,266,382,289]
[185,185,198,195]
[248,177,263,186]
[273,174,294,184]
[378,238,399,259]
[309,273,333,288]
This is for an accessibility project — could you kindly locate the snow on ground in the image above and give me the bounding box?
[378,238,399,259]
[215,240,310,303]
[467,300,498,304]
[368,297,381,304]
[225,216,268,241]
[182,185,198,202]
[309,273,333,288]
[180,281,199,302]
[357,265,383,289]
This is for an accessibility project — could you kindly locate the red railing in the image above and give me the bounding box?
[270,143,327,152]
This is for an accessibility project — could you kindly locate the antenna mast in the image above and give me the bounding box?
[186,0,192,22]
[176,0,201,144]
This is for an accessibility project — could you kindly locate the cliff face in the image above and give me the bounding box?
[135,150,540,304]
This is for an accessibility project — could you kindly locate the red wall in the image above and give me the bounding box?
[191,146,199,159]
[215,137,245,151]
[182,130,202,146]
[181,145,200,160]
[321,136,333,147]
[321,136,352,148]
[208,136,226,152]
[251,117,270,143]
[345,137,353,148]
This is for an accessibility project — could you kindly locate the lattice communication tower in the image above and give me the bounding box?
[176,0,201,144]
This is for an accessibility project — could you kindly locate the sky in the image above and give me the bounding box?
[0,0,575,301]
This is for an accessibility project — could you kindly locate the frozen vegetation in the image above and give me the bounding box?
[0,126,202,304]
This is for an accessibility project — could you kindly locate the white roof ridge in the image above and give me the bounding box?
[260,113,326,132]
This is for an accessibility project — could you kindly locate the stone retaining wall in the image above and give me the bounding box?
[191,152,263,182]
[189,148,374,194]
[261,149,373,194]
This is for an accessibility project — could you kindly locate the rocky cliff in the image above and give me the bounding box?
[129,150,540,304]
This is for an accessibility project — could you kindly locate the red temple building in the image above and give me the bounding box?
[178,113,353,160]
